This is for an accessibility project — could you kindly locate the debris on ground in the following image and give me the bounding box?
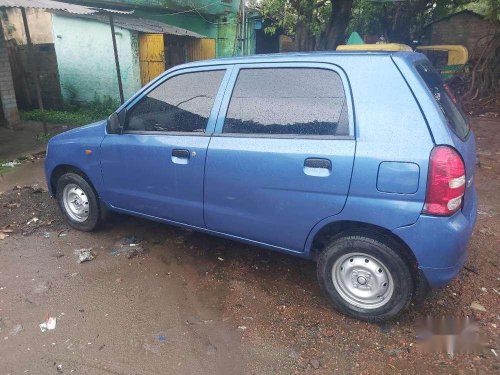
[56,364,63,373]
[470,302,487,312]
[110,235,145,259]
[58,231,68,237]
[1,160,21,168]
[27,217,39,225]
[39,317,57,332]
[0,232,8,240]
[29,184,45,194]
[156,334,168,343]
[74,248,95,263]
[309,359,321,369]
[9,324,23,336]
[4,202,20,209]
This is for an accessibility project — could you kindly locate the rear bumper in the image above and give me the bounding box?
[393,189,477,288]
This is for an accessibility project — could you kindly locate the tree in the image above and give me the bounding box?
[348,0,477,44]
[255,0,354,51]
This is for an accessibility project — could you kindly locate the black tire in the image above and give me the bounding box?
[56,172,100,231]
[317,231,414,322]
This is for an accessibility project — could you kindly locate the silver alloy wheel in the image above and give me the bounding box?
[62,183,90,222]
[332,252,394,309]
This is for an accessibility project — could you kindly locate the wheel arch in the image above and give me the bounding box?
[308,219,418,269]
[50,164,98,197]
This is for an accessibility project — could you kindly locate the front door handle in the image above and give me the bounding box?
[304,158,332,177]
[172,149,190,158]
[172,149,190,164]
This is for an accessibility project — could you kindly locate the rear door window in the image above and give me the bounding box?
[415,62,470,140]
[222,67,349,136]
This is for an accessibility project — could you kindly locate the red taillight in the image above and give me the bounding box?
[423,146,466,216]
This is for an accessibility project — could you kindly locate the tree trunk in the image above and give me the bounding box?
[319,0,354,50]
[294,19,316,51]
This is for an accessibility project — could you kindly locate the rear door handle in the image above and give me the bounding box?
[304,158,332,177]
[172,149,190,164]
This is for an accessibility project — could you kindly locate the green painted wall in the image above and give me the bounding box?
[134,9,218,38]
[52,15,142,104]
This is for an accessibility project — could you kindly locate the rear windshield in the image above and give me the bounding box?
[415,62,470,140]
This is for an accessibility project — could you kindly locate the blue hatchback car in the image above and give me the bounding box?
[45,52,477,321]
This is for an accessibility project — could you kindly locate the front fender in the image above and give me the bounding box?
[45,121,106,196]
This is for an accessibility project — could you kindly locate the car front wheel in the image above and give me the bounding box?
[317,231,414,322]
[56,173,100,231]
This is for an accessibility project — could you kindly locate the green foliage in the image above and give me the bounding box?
[258,0,333,37]
[21,97,118,126]
[348,0,484,43]
[258,0,485,46]
[35,132,52,144]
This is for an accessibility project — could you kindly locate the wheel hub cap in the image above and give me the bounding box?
[332,253,394,309]
[62,184,89,222]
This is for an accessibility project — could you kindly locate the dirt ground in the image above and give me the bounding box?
[0,117,498,375]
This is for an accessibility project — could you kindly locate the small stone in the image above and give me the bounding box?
[379,322,392,334]
[471,302,487,312]
[288,350,299,359]
[387,348,403,357]
[309,359,320,369]
[9,324,23,336]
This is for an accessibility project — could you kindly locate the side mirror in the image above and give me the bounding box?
[106,109,126,134]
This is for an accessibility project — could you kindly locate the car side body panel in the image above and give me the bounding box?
[45,121,107,196]
[45,52,478,289]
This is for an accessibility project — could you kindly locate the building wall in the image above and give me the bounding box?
[133,9,237,57]
[9,42,63,110]
[0,27,20,128]
[52,15,142,105]
[428,13,496,56]
[103,2,245,58]
[0,8,53,45]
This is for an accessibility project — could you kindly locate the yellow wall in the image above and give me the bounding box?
[1,8,53,45]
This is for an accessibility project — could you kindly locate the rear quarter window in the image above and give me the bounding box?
[415,62,470,140]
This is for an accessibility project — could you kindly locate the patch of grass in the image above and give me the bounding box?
[21,98,118,126]
[35,132,52,144]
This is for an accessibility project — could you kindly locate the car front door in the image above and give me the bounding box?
[100,66,230,227]
[204,64,356,252]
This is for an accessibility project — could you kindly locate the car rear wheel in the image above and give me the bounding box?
[56,173,100,231]
[317,231,413,322]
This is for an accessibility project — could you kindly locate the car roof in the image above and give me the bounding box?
[177,51,418,68]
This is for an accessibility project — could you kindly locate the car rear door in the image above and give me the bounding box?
[100,66,230,227]
[203,63,356,252]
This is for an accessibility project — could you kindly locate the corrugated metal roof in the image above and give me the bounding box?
[55,13,205,38]
[0,0,133,15]
[0,0,95,14]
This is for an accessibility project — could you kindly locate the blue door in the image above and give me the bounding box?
[204,64,356,252]
[100,67,230,227]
